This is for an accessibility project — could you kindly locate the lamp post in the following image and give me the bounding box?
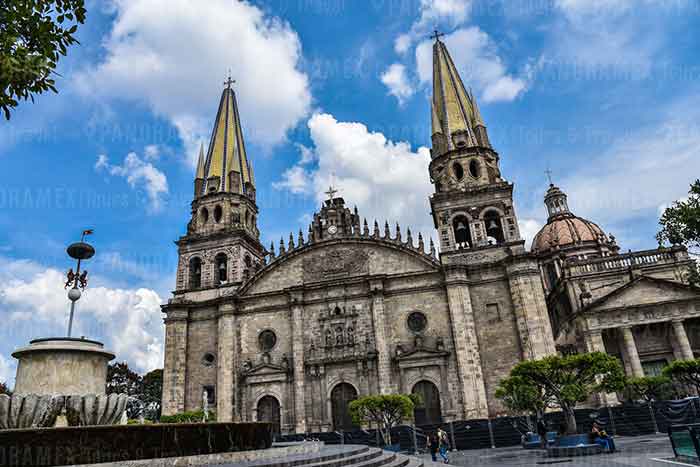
[64,230,95,337]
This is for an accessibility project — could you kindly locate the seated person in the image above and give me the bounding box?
[591,421,616,453]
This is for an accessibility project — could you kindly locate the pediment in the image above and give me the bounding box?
[585,276,700,313]
[243,363,288,377]
[396,347,449,361]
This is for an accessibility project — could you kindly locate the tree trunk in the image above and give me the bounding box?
[564,406,577,434]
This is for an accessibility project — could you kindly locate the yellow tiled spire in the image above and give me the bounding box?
[431,35,484,154]
[195,142,206,180]
[199,78,254,197]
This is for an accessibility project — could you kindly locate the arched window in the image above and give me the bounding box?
[452,162,464,181]
[213,205,223,223]
[189,257,202,289]
[257,396,281,435]
[331,383,359,431]
[413,381,442,426]
[215,253,228,284]
[484,210,505,245]
[244,254,252,268]
[200,207,209,223]
[452,215,471,249]
[469,159,480,179]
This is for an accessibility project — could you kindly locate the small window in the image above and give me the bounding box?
[202,352,216,367]
[214,205,223,223]
[215,253,228,283]
[189,257,202,289]
[407,311,428,334]
[200,207,209,223]
[203,385,216,405]
[469,160,480,179]
[453,162,464,181]
[244,254,252,268]
[259,330,277,352]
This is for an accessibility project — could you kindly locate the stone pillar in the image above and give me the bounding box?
[620,326,644,378]
[369,278,393,394]
[289,290,307,433]
[161,309,189,415]
[507,260,557,360]
[216,303,237,422]
[584,329,619,406]
[672,319,695,360]
[444,266,489,419]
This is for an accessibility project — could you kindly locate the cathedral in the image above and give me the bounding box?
[161,37,700,433]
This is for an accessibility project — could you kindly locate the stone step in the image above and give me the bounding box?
[221,445,369,467]
[336,451,397,467]
[302,447,384,467]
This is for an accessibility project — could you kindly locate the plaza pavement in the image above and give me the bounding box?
[412,434,683,467]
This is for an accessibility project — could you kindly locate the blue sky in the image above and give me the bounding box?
[1,0,700,384]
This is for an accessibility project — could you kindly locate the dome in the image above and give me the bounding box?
[532,214,608,254]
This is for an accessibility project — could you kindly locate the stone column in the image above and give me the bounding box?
[584,329,618,406]
[444,266,489,419]
[620,326,644,378]
[161,309,189,415]
[289,290,307,433]
[672,319,695,360]
[216,303,237,422]
[369,278,393,394]
[507,260,557,360]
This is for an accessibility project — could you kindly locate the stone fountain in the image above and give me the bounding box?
[4,231,129,429]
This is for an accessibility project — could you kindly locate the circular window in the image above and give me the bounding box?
[453,162,464,181]
[259,330,277,351]
[214,205,223,223]
[202,352,216,367]
[407,312,428,334]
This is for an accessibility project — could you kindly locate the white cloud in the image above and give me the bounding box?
[75,0,311,165]
[416,27,528,103]
[275,113,434,239]
[0,257,164,374]
[397,0,472,52]
[380,64,415,104]
[0,355,13,385]
[144,145,160,161]
[519,218,543,249]
[95,152,168,212]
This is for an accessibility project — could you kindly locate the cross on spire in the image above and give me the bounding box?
[224,75,235,90]
[325,185,338,201]
[430,29,445,42]
[545,168,554,185]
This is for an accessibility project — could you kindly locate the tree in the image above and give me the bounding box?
[141,369,163,422]
[348,394,419,446]
[107,361,143,419]
[0,382,12,396]
[495,375,553,419]
[623,376,675,403]
[657,180,700,284]
[663,359,700,395]
[503,352,626,434]
[0,0,87,119]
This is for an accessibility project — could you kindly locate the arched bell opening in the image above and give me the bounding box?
[215,253,228,284]
[483,210,506,245]
[452,215,472,249]
[189,257,202,289]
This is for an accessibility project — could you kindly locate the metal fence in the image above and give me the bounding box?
[277,398,700,452]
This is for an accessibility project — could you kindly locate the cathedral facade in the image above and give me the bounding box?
[161,38,700,433]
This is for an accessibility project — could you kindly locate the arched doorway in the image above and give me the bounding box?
[412,381,442,426]
[257,396,281,435]
[331,383,359,431]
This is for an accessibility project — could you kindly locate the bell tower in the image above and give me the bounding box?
[428,35,522,253]
[175,77,266,291]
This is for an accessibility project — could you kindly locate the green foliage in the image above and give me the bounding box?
[500,352,625,434]
[623,376,675,402]
[663,359,700,394]
[0,0,87,119]
[107,362,164,421]
[348,394,419,445]
[160,410,216,424]
[0,382,12,396]
[657,180,700,284]
[142,369,163,421]
[495,375,551,418]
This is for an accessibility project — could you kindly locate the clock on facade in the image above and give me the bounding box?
[328,225,338,235]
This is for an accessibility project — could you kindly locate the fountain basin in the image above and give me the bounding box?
[0,422,273,466]
[12,338,114,396]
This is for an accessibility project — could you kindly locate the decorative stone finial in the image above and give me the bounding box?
[288,233,295,250]
[384,221,390,239]
[270,242,276,258]
[430,238,436,256]
[373,220,380,239]
[298,229,304,246]
[406,228,413,246]
[395,223,402,242]
[279,237,286,255]
[363,219,369,236]
[418,232,425,251]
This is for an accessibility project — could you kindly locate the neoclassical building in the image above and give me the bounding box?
[161,37,699,433]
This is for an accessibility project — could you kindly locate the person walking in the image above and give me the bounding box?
[427,432,439,462]
[437,427,450,463]
[537,418,548,449]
